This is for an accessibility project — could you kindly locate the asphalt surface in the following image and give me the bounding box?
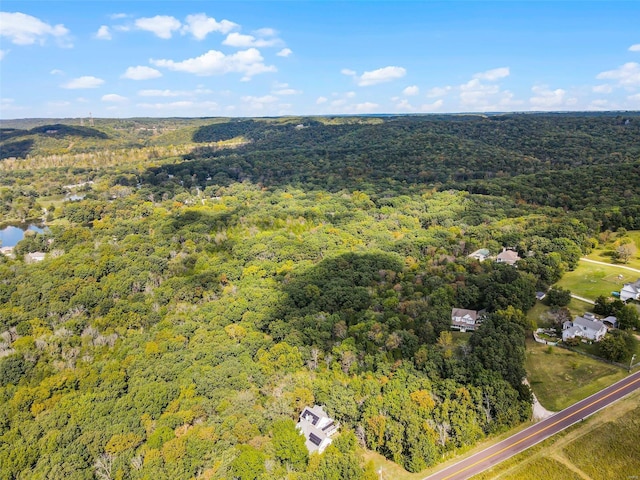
[423,370,640,480]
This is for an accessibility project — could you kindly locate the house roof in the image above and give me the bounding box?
[496,249,520,263]
[451,308,477,321]
[622,279,640,293]
[574,316,606,332]
[297,405,338,454]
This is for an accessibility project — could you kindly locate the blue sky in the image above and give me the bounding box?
[1,1,639,118]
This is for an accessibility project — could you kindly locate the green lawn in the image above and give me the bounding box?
[555,261,634,301]
[585,229,640,270]
[525,339,627,411]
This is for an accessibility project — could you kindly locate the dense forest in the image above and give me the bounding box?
[0,113,638,479]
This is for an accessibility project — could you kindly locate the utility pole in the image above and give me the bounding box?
[630,354,637,372]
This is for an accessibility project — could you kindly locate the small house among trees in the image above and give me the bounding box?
[451,308,479,332]
[296,405,339,454]
[496,248,520,265]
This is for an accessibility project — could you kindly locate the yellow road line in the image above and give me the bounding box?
[437,374,640,480]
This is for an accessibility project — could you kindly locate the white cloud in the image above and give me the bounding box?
[137,88,213,97]
[222,32,281,48]
[346,91,356,98]
[182,13,238,40]
[242,95,278,103]
[529,85,567,109]
[473,67,510,81]
[273,88,301,95]
[0,49,6,61]
[353,102,379,112]
[427,86,452,98]
[629,44,640,52]
[109,13,129,20]
[254,27,277,37]
[122,66,162,80]
[316,96,328,104]
[95,25,111,40]
[151,48,276,79]
[341,68,356,76]
[402,85,419,96]
[596,62,640,88]
[50,69,64,75]
[592,84,613,94]
[102,94,127,102]
[277,48,292,57]
[421,99,444,111]
[62,76,104,89]
[135,15,182,39]
[460,78,500,107]
[0,12,70,46]
[356,66,406,86]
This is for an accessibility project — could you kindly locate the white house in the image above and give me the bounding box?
[620,279,640,302]
[296,405,339,454]
[496,248,520,265]
[451,308,479,332]
[562,315,607,342]
[468,249,490,262]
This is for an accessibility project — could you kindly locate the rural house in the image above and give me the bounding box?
[620,278,640,302]
[296,405,339,454]
[496,248,520,265]
[451,308,479,332]
[562,314,607,342]
[468,248,490,262]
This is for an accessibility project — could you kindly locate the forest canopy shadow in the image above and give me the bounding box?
[270,251,405,349]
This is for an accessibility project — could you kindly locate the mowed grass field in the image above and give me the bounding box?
[471,390,640,480]
[555,261,635,301]
[525,339,627,411]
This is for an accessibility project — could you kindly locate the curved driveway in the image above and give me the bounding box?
[422,370,640,480]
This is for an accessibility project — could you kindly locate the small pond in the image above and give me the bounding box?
[0,225,47,248]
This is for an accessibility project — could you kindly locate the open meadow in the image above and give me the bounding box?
[555,261,635,301]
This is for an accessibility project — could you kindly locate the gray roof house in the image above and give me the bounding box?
[451,308,479,332]
[296,405,338,454]
[620,279,640,302]
[562,315,607,342]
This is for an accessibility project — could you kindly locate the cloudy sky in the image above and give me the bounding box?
[1,1,639,118]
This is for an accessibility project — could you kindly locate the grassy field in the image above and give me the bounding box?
[471,390,640,480]
[585,229,640,270]
[525,339,627,411]
[555,261,634,301]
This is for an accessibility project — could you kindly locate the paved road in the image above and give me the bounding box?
[570,293,595,304]
[580,257,640,274]
[422,370,640,480]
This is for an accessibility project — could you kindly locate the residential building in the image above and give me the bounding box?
[468,248,490,262]
[562,315,607,342]
[496,248,520,265]
[451,308,479,332]
[296,405,339,454]
[620,279,640,302]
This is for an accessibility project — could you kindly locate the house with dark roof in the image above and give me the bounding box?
[296,405,338,454]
